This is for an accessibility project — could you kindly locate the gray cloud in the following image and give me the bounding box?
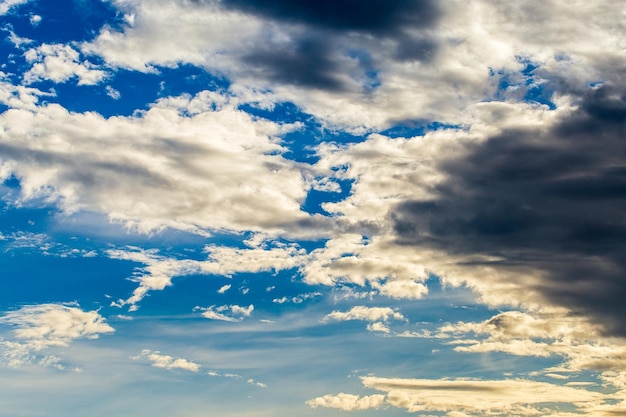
[221,0,441,91]
[219,0,440,34]
[392,83,626,336]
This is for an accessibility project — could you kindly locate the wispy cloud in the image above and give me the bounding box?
[137,349,200,372]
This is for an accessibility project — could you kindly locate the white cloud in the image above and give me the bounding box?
[366,322,391,334]
[247,378,267,388]
[78,0,625,133]
[105,85,121,99]
[351,376,612,415]
[0,0,30,15]
[0,76,53,110]
[23,44,107,85]
[307,393,386,411]
[272,292,321,304]
[372,280,428,300]
[322,306,406,323]
[217,284,231,294]
[194,304,254,322]
[107,242,306,310]
[0,92,313,238]
[138,349,200,372]
[0,303,114,368]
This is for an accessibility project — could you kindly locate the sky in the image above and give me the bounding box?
[0,0,625,416]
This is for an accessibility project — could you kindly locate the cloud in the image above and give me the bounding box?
[23,44,107,85]
[0,303,114,368]
[371,279,428,299]
[108,241,306,310]
[219,0,440,34]
[357,376,612,415]
[272,292,321,304]
[217,284,231,294]
[76,0,626,135]
[306,393,386,411]
[391,83,626,335]
[138,349,200,372]
[322,306,405,323]
[0,0,30,15]
[433,310,626,383]
[366,322,390,333]
[195,304,254,322]
[0,92,319,238]
[247,378,267,388]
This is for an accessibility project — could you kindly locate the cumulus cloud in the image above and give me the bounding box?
[322,306,406,323]
[138,349,200,372]
[0,92,316,238]
[306,393,386,411]
[23,44,107,85]
[78,0,626,133]
[0,303,114,367]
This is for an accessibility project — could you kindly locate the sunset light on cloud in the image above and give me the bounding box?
[0,1,625,416]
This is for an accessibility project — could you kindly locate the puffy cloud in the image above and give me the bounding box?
[0,92,317,238]
[138,349,200,372]
[194,304,254,322]
[23,44,107,85]
[0,77,53,110]
[0,303,114,368]
[79,0,626,133]
[322,306,405,323]
[371,279,428,299]
[306,393,386,411]
[366,322,391,334]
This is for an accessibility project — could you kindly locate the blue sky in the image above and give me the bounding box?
[1,1,626,416]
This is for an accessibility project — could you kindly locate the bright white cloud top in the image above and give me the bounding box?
[0,0,625,416]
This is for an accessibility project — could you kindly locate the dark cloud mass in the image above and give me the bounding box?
[217,0,441,90]
[243,37,346,90]
[392,84,626,335]
[219,0,440,33]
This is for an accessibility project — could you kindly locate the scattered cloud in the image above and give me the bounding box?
[217,284,231,294]
[23,44,107,85]
[322,306,406,323]
[137,349,200,372]
[272,292,321,304]
[247,378,267,388]
[307,393,386,411]
[194,304,254,322]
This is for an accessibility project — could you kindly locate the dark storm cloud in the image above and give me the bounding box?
[214,0,441,90]
[392,83,626,336]
[219,0,440,34]
[242,37,346,90]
